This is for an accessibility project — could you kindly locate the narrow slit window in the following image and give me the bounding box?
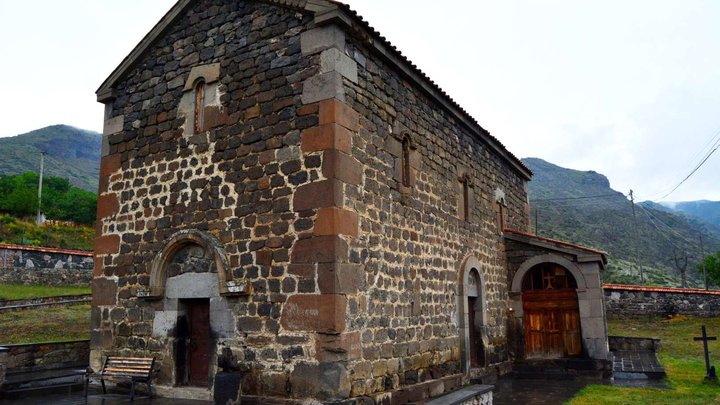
[401,136,411,187]
[194,80,205,133]
[462,177,470,221]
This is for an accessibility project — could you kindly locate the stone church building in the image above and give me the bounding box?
[91,0,609,403]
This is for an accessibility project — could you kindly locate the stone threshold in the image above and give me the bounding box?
[425,384,493,405]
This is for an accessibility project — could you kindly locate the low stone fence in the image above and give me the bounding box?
[608,336,661,352]
[0,340,89,375]
[0,294,91,313]
[604,284,720,318]
[0,243,93,286]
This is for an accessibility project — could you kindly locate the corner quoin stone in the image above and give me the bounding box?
[280,294,347,333]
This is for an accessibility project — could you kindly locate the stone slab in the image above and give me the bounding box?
[165,272,219,299]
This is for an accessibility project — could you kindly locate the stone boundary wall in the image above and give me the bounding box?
[0,340,89,375]
[0,243,93,286]
[608,336,661,352]
[0,294,91,313]
[604,284,720,318]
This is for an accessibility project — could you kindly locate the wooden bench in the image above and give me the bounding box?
[85,356,155,400]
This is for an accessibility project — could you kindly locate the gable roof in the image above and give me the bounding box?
[504,228,608,266]
[96,0,532,180]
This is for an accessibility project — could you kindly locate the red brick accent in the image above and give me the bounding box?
[319,99,359,132]
[93,257,104,276]
[316,331,361,362]
[92,278,117,306]
[604,284,720,296]
[98,154,122,193]
[301,124,352,153]
[280,294,346,333]
[96,193,119,219]
[317,263,364,294]
[314,208,358,237]
[291,236,348,264]
[0,243,92,256]
[293,179,343,211]
[321,150,362,186]
[94,234,120,255]
[288,264,315,278]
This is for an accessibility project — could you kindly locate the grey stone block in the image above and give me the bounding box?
[301,71,345,104]
[301,25,345,55]
[320,48,357,83]
[152,310,179,337]
[103,115,123,136]
[166,272,219,299]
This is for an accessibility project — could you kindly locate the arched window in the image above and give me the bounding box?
[194,80,205,133]
[401,136,411,187]
[522,263,577,291]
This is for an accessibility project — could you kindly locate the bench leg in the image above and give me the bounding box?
[147,381,152,398]
[130,381,136,401]
[84,377,89,397]
[101,378,107,394]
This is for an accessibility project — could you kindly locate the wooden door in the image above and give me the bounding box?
[187,299,211,387]
[523,289,581,358]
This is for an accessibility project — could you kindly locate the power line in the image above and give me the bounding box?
[655,131,720,201]
[531,193,620,202]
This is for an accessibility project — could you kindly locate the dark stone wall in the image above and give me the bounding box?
[1,340,89,373]
[340,32,529,396]
[0,245,93,286]
[605,287,720,318]
[93,0,323,397]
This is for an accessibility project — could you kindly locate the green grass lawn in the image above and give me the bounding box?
[0,283,90,300]
[569,317,720,404]
[0,303,90,344]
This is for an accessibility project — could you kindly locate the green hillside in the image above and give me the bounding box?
[524,157,720,287]
[0,125,101,192]
[664,200,720,227]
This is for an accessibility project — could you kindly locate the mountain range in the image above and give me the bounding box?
[0,125,101,192]
[523,157,720,287]
[1,126,719,288]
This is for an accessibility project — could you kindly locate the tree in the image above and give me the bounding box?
[698,251,720,286]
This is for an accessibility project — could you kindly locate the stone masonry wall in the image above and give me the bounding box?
[93,0,322,396]
[1,340,89,373]
[0,244,93,286]
[93,0,531,403]
[340,31,530,397]
[604,285,720,318]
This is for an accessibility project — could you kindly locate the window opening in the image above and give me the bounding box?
[401,136,411,187]
[194,80,205,133]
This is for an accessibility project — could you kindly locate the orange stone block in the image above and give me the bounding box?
[95,234,120,255]
[314,207,358,237]
[280,294,347,333]
[301,124,352,153]
[319,99,359,132]
[96,193,119,219]
[321,150,361,186]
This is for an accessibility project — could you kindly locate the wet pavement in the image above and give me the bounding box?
[0,390,211,405]
[492,377,610,405]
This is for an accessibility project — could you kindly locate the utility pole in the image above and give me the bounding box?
[36,152,46,225]
[629,190,645,285]
[700,232,708,290]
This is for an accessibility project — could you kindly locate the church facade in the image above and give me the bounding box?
[91,1,608,403]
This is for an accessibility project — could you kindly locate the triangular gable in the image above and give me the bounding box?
[504,228,608,266]
[96,0,532,180]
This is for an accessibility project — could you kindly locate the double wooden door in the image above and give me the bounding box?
[523,289,581,358]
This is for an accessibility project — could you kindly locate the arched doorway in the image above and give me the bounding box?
[467,268,485,368]
[459,256,487,373]
[168,243,214,387]
[522,263,581,359]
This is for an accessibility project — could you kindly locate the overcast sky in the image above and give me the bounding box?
[1,1,718,202]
